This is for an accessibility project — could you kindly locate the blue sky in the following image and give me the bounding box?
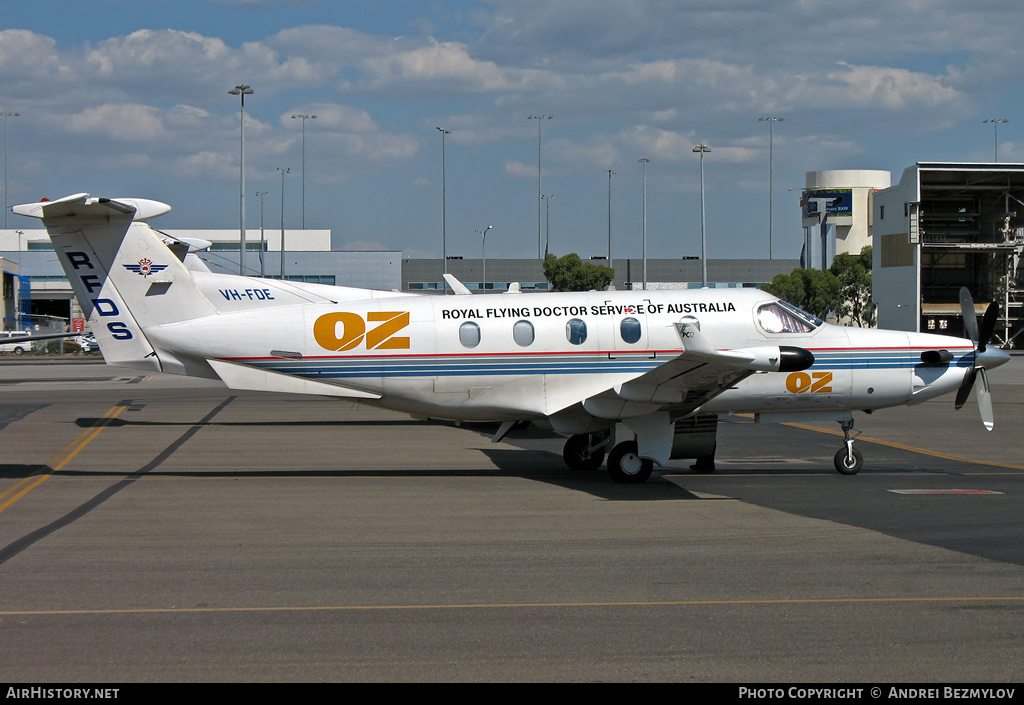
[3,0,1024,264]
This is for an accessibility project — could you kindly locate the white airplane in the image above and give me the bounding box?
[13,193,1010,483]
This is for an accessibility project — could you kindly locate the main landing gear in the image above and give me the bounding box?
[562,432,654,484]
[562,432,608,473]
[606,440,654,484]
[834,418,863,475]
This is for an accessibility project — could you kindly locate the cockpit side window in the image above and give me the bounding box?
[756,301,822,334]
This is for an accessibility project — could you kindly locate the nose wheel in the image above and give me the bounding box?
[833,419,863,475]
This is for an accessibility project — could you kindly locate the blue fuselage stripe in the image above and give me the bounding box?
[227,348,973,379]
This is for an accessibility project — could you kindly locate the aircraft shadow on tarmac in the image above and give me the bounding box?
[56,413,696,501]
[73,416,426,429]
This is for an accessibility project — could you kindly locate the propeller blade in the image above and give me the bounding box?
[960,287,979,342]
[955,290,1000,430]
[955,366,976,410]
[977,301,999,352]
[977,368,994,431]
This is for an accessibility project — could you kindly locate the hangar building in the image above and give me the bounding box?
[872,163,1024,345]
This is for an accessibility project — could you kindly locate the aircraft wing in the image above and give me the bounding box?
[568,321,813,420]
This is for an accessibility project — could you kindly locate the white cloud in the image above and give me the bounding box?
[282,104,378,133]
[549,137,620,170]
[172,151,239,180]
[0,30,64,79]
[820,61,962,110]
[359,39,563,95]
[65,104,166,141]
[504,160,537,178]
[621,126,696,162]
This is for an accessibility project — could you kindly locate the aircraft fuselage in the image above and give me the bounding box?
[148,280,974,425]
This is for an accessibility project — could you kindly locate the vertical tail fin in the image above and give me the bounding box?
[13,193,217,374]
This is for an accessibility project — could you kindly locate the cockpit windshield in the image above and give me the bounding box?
[756,300,823,334]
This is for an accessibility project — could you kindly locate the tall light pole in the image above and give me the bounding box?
[290,114,316,229]
[760,116,783,259]
[437,127,449,290]
[984,119,1008,162]
[228,85,252,275]
[2,112,19,229]
[639,157,650,290]
[256,191,268,276]
[477,225,494,291]
[607,169,616,263]
[528,115,552,259]
[277,167,290,279]
[693,144,711,288]
[542,194,554,256]
[14,229,22,327]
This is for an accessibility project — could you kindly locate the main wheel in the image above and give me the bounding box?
[834,447,863,475]
[563,434,605,472]
[607,441,654,484]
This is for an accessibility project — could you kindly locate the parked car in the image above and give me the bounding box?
[0,331,32,355]
[76,333,99,353]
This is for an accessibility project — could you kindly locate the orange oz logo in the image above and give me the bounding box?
[313,311,411,351]
[786,371,833,394]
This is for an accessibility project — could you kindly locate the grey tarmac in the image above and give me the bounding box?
[1,356,1023,682]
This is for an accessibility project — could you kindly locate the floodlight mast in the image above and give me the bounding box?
[437,126,450,291]
[693,144,711,288]
[291,114,317,229]
[639,157,650,290]
[528,115,552,259]
[984,119,1008,162]
[228,84,253,274]
[760,117,783,259]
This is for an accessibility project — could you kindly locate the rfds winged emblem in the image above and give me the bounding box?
[124,258,169,278]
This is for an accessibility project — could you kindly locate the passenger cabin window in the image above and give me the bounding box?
[513,319,535,347]
[459,321,481,348]
[566,318,587,345]
[619,317,642,344]
[756,301,822,334]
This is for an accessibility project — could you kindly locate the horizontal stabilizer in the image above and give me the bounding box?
[207,359,382,400]
[13,193,171,222]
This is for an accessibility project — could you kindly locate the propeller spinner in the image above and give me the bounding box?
[955,288,1009,430]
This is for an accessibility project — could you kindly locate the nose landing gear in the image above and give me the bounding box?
[834,418,863,475]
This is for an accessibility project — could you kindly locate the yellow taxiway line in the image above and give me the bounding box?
[0,404,127,514]
[0,594,1023,617]
[782,420,1024,472]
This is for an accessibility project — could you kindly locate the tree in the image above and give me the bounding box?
[829,246,875,327]
[542,253,614,292]
[762,246,875,326]
[762,267,841,320]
